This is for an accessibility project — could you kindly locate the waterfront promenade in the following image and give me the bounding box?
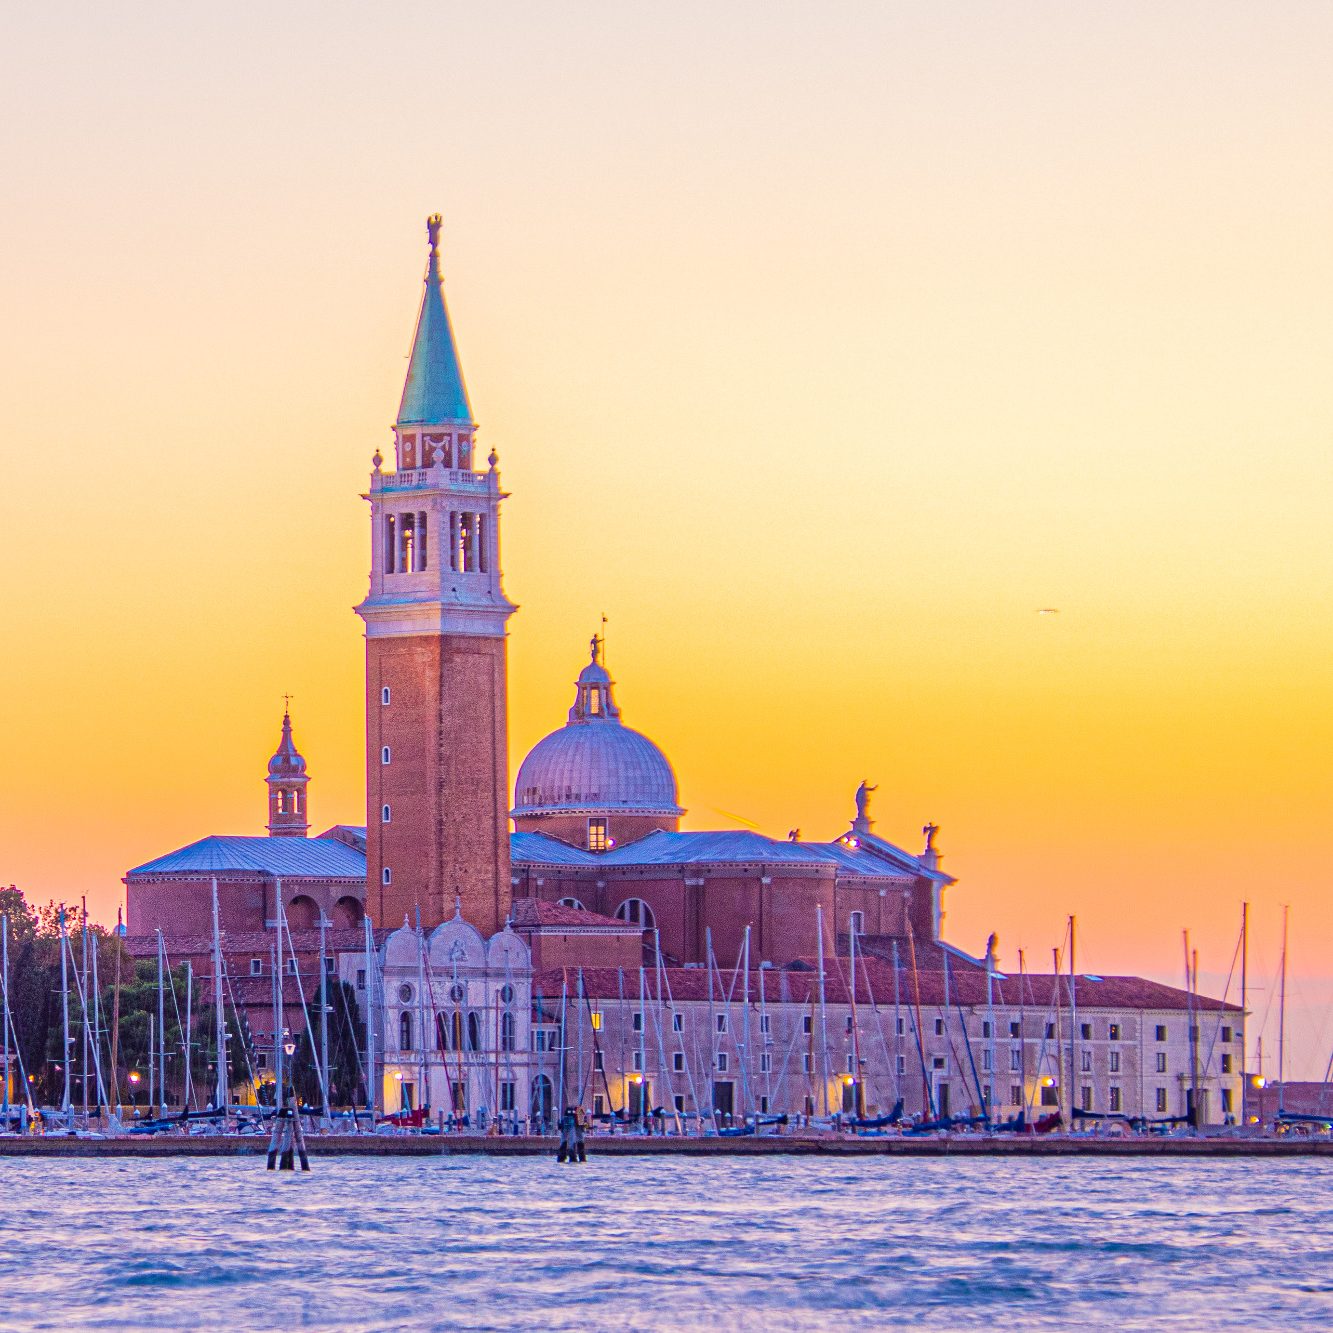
[0,1131,1327,1158]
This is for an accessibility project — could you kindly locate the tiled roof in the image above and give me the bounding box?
[533,961,1241,1013]
[813,832,954,884]
[509,827,942,881]
[126,835,367,879]
[508,832,600,866]
[121,929,372,959]
[598,829,835,867]
[507,898,639,932]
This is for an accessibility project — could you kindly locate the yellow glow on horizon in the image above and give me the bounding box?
[0,4,1329,1076]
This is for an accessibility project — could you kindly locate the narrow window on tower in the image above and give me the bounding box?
[449,512,460,572]
[588,688,601,716]
[277,791,287,814]
[382,746,391,765]
[400,512,415,573]
[381,686,391,706]
[385,513,397,574]
[587,818,608,851]
[459,512,472,572]
[382,866,392,885]
[382,804,391,824]
[417,511,428,570]
[477,513,488,573]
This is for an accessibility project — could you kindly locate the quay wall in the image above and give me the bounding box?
[0,1134,1328,1159]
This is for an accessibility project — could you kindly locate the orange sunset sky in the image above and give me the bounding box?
[0,4,1329,1077]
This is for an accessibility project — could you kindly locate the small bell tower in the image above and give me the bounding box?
[266,704,309,838]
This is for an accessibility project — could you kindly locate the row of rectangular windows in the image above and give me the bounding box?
[607,1010,1236,1049]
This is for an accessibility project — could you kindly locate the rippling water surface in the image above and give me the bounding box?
[1,1155,1329,1329]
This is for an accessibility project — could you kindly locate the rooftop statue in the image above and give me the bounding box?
[854,780,876,823]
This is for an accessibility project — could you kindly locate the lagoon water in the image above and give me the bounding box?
[1,1156,1329,1330]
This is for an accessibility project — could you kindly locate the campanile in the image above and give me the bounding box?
[355,216,515,934]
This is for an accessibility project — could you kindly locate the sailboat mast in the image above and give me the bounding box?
[986,934,997,1119]
[638,963,648,1122]
[1068,916,1077,1117]
[111,908,122,1108]
[1051,947,1062,1121]
[1183,930,1197,1125]
[274,885,285,1104]
[556,973,568,1118]
[741,925,752,1121]
[2,912,9,1121]
[815,904,830,1117]
[81,898,90,1120]
[211,878,226,1113]
[1239,901,1248,1087]
[849,920,861,1116]
[363,913,376,1120]
[90,921,103,1118]
[319,908,330,1122]
[1018,948,1028,1115]
[1278,905,1289,1115]
[184,960,194,1112]
[891,938,903,1104]
[415,909,428,1114]
[156,928,167,1116]
[758,959,772,1116]
[60,906,71,1122]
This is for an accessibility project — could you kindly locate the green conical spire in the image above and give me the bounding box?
[397,214,472,426]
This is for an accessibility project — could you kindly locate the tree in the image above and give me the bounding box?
[291,978,364,1110]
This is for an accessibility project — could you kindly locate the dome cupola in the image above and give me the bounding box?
[512,638,682,850]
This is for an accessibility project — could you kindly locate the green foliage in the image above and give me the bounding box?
[291,978,365,1110]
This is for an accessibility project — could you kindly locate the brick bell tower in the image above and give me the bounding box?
[355,216,515,934]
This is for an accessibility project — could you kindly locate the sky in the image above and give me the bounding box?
[0,2,1329,1077]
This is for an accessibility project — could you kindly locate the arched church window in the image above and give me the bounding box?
[451,1011,464,1051]
[436,1014,449,1051]
[381,686,391,706]
[399,1011,413,1050]
[615,898,655,931]
[557,897,584,912]
[500,1012,516,1051]
[382,866,392,886]
[382,804,391,824]
[467,1011,481,1052]
[381,746,391,765]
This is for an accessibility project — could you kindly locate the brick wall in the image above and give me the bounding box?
[367,632,511,935]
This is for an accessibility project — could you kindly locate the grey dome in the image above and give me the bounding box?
[513,642,682,818]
